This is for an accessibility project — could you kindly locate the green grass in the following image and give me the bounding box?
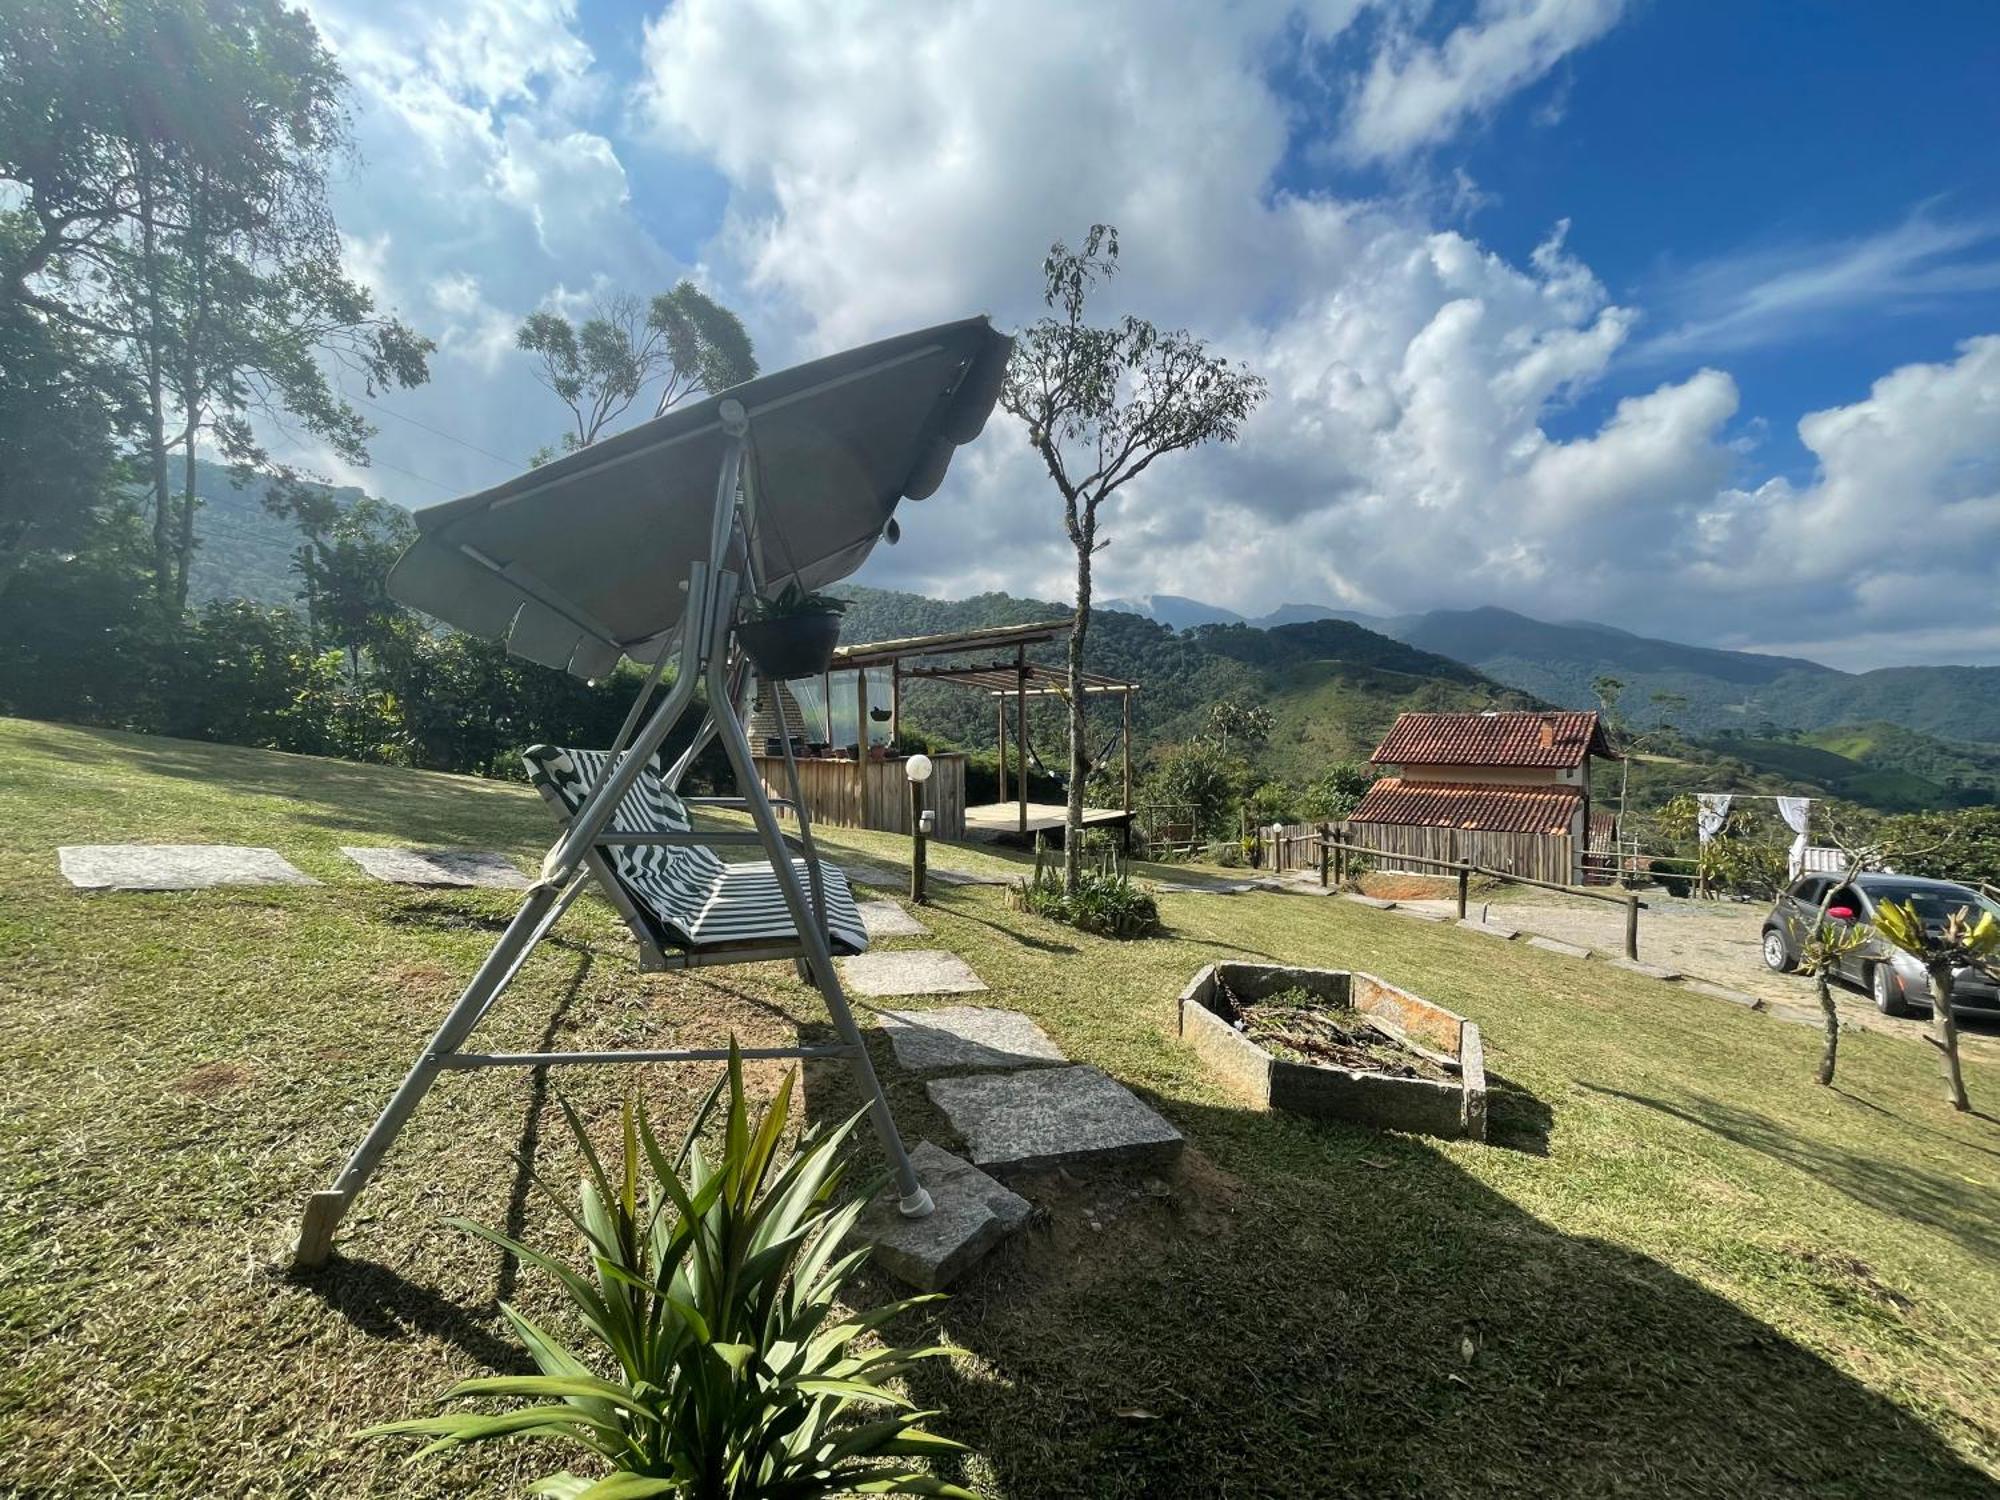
[2,717,1999,1497]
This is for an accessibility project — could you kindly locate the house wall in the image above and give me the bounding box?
[1393,763,1568,786]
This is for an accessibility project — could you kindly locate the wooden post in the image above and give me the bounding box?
[909,776,927,904]
[1457,860,1471,921]
[996,695,1008,803]
[1015,644,1028,836]
[1332,825,1345,886]
[890,658,901,748]
[1319,824,1331,888]
[854,669,869,827]
[1122,689,1133,814]
[1625,890,1640,961]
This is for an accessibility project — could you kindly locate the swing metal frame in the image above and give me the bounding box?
[293,399,935,1269]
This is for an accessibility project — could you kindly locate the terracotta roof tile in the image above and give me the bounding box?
[1370,710,1612,768]
[1350,779,1583,835]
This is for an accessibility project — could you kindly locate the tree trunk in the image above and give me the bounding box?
[173,421,199,613]
[1064,527,1091,895]
[136,161,174,606]
[1815,972,1839,1086]
[1930,963,1970,1111]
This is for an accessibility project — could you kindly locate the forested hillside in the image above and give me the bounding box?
[833,585,1539,785]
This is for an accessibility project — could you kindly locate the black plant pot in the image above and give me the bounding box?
[736,611,843,681]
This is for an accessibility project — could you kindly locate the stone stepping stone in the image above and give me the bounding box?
[929,868,1010,887]
[857,899,928,938]
[341,847,529,889]
[840,862,907,889]
[58,844,318,891]
[1457,918,1518,940]
[878,1005,1066,1072]
[855,1141,1031,1290]
[927,1065,1183,1175]
[1343,893,1397,909]
[839,949,988,997]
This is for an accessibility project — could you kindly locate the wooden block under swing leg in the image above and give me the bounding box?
[294,1191,348,1271]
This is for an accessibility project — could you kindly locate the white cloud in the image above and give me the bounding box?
[1340,0,1625,165]
[1638,208,2000,360]
[623,0,1996,669]
[1689,336,2000,656]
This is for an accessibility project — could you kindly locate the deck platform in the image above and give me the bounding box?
[960,802,1135,843]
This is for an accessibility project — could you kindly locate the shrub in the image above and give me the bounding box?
[363,1049,974,1497]
[1011,867,1161,939]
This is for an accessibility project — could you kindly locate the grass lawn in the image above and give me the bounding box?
[2,716,1999,1497]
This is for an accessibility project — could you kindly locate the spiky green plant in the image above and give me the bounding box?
[1874,899,2000,1113]
[1796,917,1869,1087]
[362,1047,975,1498]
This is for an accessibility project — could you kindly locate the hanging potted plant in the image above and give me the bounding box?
[736,580,848,681]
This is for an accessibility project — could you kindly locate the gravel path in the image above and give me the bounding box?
[1399,888,2000,1053]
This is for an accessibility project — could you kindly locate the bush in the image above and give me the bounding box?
[1011,867,1161,939]
[1301,762,1376,821]
[364,1049,974,1497]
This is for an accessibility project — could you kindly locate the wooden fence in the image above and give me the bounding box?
[1258,820,1577,884]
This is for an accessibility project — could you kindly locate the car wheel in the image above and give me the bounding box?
[1761,928,1796,973]
[1871,963,1911,1018]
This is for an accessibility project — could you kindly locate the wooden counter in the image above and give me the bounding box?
[751,752,966,839]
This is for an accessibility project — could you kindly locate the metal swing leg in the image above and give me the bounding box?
[294,634,708,1269]
[702,606,932,1219]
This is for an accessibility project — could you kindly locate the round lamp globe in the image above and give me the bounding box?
[905,753,934,783]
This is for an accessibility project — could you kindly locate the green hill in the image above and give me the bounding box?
[1704,722,2000,812]
[834,585,1544,788]
[156,458,404,608]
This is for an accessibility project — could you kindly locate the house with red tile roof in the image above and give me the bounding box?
[1350,710,1618,882]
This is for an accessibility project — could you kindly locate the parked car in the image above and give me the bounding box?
[1761,872,2000,1018]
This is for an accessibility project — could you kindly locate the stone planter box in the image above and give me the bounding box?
[1177,962,1487,1141]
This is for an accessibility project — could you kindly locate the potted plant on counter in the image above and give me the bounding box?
[735,581,848,681]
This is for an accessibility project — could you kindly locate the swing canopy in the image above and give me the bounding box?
[386,316,1013,679]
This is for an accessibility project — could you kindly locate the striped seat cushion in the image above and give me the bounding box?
[522,745,867,954]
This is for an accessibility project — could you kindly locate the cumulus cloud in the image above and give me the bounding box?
[621,0,1996,667]
[267,0,1995,671]
[1340,0,1625,165]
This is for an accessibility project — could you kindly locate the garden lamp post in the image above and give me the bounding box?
[907,753,934,903]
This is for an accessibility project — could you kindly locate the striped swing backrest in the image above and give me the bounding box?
[521,745,726,945]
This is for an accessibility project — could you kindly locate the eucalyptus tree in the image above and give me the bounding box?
[2,0,432,609]
[517,282,757,458]
[1003,225,1266,890]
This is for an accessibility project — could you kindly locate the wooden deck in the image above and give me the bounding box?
[959,801,1134,842]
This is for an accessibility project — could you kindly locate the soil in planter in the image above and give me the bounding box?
[1217,983,1450,1081]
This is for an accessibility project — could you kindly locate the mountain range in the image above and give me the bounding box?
[1103,596,2000,746]
[173,469,1995,806]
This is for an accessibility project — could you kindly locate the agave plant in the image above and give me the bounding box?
[1873,899,2000,1113]
[1797,917,1870,1087]
[363,1048,976,1498]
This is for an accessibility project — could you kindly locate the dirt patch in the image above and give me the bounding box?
[1002,1145,1243,1289]
[174,1060,252,1097]
[1215,980,1449,1081]
[1357,872,1455,902]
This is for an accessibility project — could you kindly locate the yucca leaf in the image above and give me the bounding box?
[446,1374,652,1418]
[710,1340,758,1374]
[527,1474,594,1499]
[374,1404,606,1458]
[788,1378,915,1407]
[570,1473,684,1499]
[816,1415,967,1463]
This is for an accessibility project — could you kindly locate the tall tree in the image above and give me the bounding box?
[1002,225,1266,890]
[517,281,756,457]
[3,0,432,608]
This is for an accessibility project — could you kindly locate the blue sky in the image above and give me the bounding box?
[292,0,2000,669]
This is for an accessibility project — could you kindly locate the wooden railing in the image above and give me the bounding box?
[1311,826,1647,960]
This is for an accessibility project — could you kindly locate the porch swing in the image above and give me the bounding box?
[293,316,1013,1268]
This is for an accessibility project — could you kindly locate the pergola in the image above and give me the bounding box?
[834,617,1139,838]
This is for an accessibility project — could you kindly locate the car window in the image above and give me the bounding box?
[1790,876,1827,905]
[1864,882,1986,926]
[1827,885,1861,914]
